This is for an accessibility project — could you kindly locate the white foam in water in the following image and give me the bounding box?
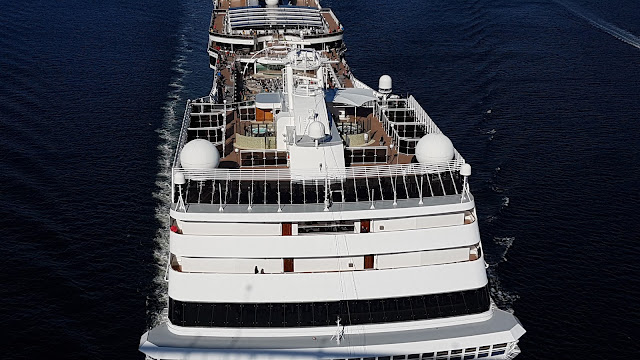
[501,196,510,208]
[487,236,519,311]
[149,34,190,328]
[556,0,640,50]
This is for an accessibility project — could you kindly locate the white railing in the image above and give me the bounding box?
[173,159,464,182]
[406,95,464,162]
[327,64,342,88]
[349,74,382,97]
[239,149,288,167]
[345,145,388,164]
[172,101,192,167]
[373,95,465,162]
[407,95,441,135]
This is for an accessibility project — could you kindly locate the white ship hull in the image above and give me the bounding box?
[140,0,525,359]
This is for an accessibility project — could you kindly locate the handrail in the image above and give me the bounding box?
[406,95,464,162]
[172,100,192,168]
[173,160,464,182]
[327,64,342,88]
[349,74,382,97]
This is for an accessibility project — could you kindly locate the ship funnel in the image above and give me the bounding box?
[378,75,392,94]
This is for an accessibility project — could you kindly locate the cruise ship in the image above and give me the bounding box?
[140,0,525,359]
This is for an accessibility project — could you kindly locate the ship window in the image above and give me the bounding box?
[493,343,507,349]
[463,356,475,360]
[450,357,461,360]
[271,304,284,327]
[378,357,390,360]
[298,220,355,234]
[408,355,420,359]
[477,353,489,358]
[284,303,298,327]
[255,304,269,326]
[491,351,505,356]
[167,285,490,328]
[436,351,448,356]
[465,348,476,353]
[393,356,405,360]
[421,353,434,359]
[451,349,462,354]
[479,346,490,351]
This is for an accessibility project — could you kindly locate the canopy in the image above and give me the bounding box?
[325,88,377,106]
[255,92,282,109]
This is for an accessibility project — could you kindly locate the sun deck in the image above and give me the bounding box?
[180,95,456,169]
[209,1,342,40]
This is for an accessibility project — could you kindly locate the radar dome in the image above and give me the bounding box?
[265,0,278,6]
[308,121,326,139]
[180,139,220,169]
[415,133,455,164]
[378,75,392,94]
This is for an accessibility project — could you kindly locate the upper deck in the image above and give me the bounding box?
[172,89,470,215]
[209,0,343,53]
[173,4,471,215]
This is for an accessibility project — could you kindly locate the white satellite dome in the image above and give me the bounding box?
[180,139,220,169]
[378,75,392,94]
[415,133,455,164]
[307,121,326,140]
[265,0,279,7]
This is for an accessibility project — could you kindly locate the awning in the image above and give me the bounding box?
[255,92,282,109]
[325,88,377,106]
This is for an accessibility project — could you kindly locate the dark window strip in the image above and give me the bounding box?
[169,285,489,328]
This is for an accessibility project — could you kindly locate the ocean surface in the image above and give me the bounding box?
[1,0,638,358]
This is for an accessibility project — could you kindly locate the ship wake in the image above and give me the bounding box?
[149,36,190,328]
[555,0,640,50]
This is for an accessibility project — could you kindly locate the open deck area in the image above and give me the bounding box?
[209,0,341,38]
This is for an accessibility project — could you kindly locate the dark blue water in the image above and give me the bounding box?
[1,0,638,358]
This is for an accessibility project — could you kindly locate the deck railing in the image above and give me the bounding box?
[174,160,463,182]
[345,146,387,165]
[349,74,382,98]
[172,100,193,168]
[171,160,467,211]
[327,64,342,88]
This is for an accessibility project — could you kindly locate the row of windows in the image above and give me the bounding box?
[169,285,490,328]
[328,344,508,360]
[174,172,463,206]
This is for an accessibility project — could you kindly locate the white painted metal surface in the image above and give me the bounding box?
[140,1,525,359]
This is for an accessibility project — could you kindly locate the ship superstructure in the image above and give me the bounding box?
[140,0,525,359]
